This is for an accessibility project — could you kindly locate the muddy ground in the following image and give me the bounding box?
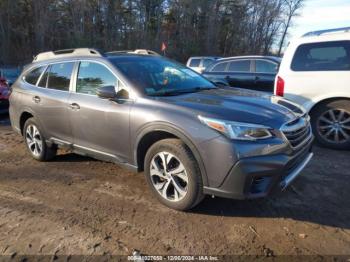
[0,114,350,259]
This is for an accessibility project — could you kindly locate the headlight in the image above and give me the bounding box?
[198,116,273,141]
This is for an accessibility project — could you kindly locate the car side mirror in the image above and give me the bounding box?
[97,85,116,99]
[115,89,129,100]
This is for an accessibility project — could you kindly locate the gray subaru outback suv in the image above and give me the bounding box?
[9,48,313,210]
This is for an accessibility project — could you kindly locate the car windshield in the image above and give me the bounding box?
[109,56,216,96]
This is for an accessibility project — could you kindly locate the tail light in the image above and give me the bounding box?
[276,76,285,96]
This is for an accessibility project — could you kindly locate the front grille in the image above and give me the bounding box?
[281,116,312,148]
[284,146,310,177]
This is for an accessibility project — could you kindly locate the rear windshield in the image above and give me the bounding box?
[291,41,350,71]
[109,56,215,96]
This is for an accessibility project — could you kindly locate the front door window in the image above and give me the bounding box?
[76,62,118,95]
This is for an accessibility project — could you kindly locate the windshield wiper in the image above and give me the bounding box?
[151,86,216,97]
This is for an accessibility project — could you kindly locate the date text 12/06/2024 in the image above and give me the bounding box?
[128,255,219,261]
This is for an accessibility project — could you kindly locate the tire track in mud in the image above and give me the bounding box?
[0,120,350,256]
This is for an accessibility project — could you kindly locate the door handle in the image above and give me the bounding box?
[69,103,80,110]
[32,96,41,103]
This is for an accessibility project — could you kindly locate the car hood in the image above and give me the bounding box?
[154,88,305,129]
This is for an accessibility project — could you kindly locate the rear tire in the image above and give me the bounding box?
[23,118,57,161]
[144,138,204,211]
[310,100,350,150]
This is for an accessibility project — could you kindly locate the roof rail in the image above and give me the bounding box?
[133,49,160,56]
[105,49,160,56]
[302,27,350,37]
[105,50,133,55]
[33,48,102,62]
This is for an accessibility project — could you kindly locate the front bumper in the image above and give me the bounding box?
[203,138,313,199]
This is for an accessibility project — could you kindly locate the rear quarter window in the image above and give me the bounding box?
[291,41,350,71]
[23,66,46,85]
[189,59,201,67]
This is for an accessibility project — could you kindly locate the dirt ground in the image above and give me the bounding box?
[0,114,350,260]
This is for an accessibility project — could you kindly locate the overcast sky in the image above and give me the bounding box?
[288,0,350,40]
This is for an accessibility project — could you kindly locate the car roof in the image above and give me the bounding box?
[216,55,281,63]
[31,48,160,64]
[287,27,350,48]
[302,27,350,37]
[105,53,160,59]
[292,32,350,46]
[25,49,163,72]
[187,56,221,60]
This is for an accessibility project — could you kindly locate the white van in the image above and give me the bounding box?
[275,27,350,149]
[186,56,221,73]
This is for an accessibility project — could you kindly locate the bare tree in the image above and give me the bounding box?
[278,0,304,56]
[0,0,304,65]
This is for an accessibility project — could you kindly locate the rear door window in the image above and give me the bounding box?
[24,66,46,85]
[255,60,278,73]
[228,60,251,72]
[76,62,117,95]
[189,59,201,67]
[291,41,350,71]
[46,62,75,91]
[211,62,228,72]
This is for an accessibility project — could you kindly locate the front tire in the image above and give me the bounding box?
[23,118,57,161]
[311,100,350,150]
[144,139,204,210]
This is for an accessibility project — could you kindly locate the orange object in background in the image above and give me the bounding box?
[161,42,167,52]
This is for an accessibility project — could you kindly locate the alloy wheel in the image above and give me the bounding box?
[149,151,189,202]
[25,124,43,157]
[317,109,350,144]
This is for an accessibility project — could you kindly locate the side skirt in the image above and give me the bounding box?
[47,138,139,173]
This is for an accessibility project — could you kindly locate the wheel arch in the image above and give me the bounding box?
[309,97,350,116]
[134,123,209,186]
[19,111,34,135]
[308,97,350,149]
